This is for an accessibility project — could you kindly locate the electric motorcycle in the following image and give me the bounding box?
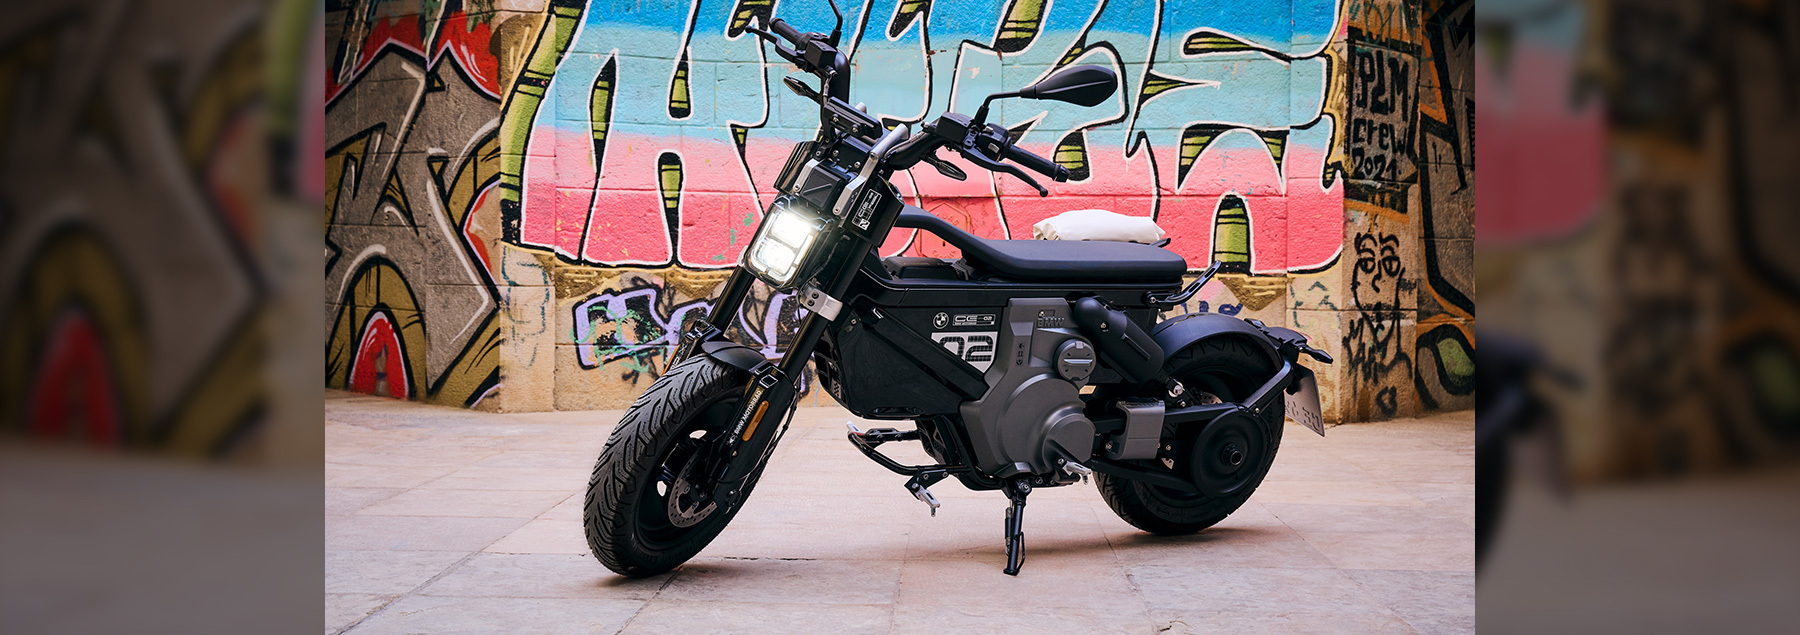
[1475,330,1569,568]
[583,5,1334,577]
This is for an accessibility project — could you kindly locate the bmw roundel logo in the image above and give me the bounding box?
[933,312,949,329]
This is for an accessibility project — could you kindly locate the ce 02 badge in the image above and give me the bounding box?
[933,312,996,329]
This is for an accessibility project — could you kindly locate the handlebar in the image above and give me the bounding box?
[751,16,1068,191]
[769,18,805,46]
[1003,143,1069,182]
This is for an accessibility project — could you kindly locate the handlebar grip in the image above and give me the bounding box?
[1003,144,1069,182]
[769,19,805,46]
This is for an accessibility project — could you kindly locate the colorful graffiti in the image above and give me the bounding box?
[1477,0,1800,478]
[0,0,318,458]
[324,0,522,408]
[324,0,1473,421]
[570,281,804,387]
[1313,0,1474,420]
[501,0,1348,274]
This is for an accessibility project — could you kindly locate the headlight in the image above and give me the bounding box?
[752,240,798,278]
[744,196,826,288]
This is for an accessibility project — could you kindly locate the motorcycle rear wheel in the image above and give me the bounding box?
[583,355,767,577]
[1095,336,1285,534]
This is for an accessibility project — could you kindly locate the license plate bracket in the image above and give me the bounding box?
[1284,369,1325,436]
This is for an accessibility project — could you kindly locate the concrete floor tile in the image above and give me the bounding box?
[326,593,396,634]
[1345,569,1475,635]
[698,517,912,561]
[1264,452,1382,482]
[1251,479,1427,506]
[331,446,504,468]
[1340,460,1475,484]
[327,515,529,551]
[420,553,661,599]
[417,466,590,491]
[729,492,921,527]
[348,595,644,635]
[493,431,609,452]
[470,450,600,469]
[538,492,586,520]
[1102,529,1335,569]
[1127,565,1393,615]
[326,426,424,449]
[358,488,573,518]
[485,517,593,555]
[325,550,467,594]
[897,559,1141,610]
[328,487,404,515]
[326,464,458,489]
[659,558,903,605]
[1266,502,1474,534]
[901,490,1110,562]
[1394,482,1475,513]
[326,396,1475,632]
[1149,609,1419,634]
[618,601,889,635]
[891,605,1152,635]
[1299,532,1473,571]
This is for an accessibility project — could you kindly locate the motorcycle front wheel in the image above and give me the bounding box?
[583,355,767,577]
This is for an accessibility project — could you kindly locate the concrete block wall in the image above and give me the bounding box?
[324,0,1476,422]
[1,0,323,463]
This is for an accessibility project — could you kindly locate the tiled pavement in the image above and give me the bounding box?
[325,391,1474,634]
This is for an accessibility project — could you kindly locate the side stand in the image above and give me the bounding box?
[1001,476,1031,575]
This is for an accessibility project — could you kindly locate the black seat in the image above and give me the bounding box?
[894,206,1187,282]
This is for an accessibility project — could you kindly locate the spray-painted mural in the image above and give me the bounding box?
[1307,0,1474,420]
[325,0,523,408]
[326,0,1473,419]
[1477,0,1800,479]
[0,0,320,458]
[502,0,1347,276]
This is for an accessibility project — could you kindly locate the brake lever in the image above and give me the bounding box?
[957,146,1047,196]
[743,24,805,68]
[783,76,821,104]
[922,151,966,181]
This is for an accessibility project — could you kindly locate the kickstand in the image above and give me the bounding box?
[1001,476,1031,576]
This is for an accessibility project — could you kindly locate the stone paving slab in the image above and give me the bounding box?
[325,390,1474,634]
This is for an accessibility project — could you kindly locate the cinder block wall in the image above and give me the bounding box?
[323,0,1475,422]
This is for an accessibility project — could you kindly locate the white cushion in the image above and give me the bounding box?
[1032,209,1167,244]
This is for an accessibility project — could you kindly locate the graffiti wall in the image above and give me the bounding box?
[0,0,321,460]
[327,0,1473,419]
[1481,0,1800,480]
[1307,0,1475,420]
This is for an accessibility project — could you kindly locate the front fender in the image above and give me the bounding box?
[698,340,768,374]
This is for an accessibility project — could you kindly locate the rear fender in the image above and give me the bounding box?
[1150,312,1283,372]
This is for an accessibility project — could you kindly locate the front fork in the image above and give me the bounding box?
[675,257,859,510]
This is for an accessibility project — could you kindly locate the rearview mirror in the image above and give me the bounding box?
[1016,64,1117,107]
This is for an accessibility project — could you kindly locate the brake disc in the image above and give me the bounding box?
[664,457,718,528]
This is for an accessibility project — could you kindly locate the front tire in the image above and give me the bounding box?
[1096,336,1285,534]
[583,355,765,577]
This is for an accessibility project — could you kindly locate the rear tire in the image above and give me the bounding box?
[1475,438,1508,568]
[583,356,768,577]
[1096,336,1284,534]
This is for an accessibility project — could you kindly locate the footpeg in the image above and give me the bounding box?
[908,482,941,516]
[846,421,919,447]
[1058,459,1093,483]
[904,471,947,517]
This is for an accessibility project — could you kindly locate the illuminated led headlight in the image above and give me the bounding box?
[744,197,826,288]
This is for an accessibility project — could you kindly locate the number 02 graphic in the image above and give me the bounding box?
[932,332,997,371]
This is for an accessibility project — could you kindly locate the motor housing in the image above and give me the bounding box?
[957,298,1096,478]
